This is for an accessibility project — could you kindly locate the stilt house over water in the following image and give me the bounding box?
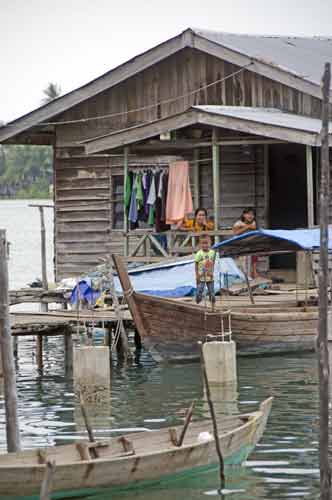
[1,28,332,280]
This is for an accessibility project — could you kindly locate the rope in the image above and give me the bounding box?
[37,63,253,127]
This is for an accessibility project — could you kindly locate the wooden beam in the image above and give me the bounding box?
[0,230,21,452]
[306,145,315,227]
[263,144,270,227]
[193,148,200,207]
[317,62,332,500]
[212,128,220,232]
[123,147,129,257]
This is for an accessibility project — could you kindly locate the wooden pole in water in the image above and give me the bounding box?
[39,461,55,500]
[198,341,225,490]
[318,62,332,500]
[0,229,21,452]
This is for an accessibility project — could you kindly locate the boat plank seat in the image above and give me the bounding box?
[118,436,135,455]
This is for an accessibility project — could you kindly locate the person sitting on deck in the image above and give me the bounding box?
[232,207,258,279]
[195,234,216,309]
[176,207,214,232]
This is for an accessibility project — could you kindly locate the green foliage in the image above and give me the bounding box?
[42,82,62,104]
[0,145,53,198]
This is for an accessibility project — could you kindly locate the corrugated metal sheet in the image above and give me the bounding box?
[194,105,332,134]
[193,28,332,88]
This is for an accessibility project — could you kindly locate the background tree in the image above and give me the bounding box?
[42,82,62,104]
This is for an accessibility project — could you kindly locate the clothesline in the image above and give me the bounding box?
[110,157,213,168]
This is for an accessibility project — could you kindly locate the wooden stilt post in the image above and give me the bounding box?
[306,145,315,227]
[123,147,129,257]
[39,461,56,500]
[64,332,73,377]
[193,148,200,208]
[198,341,225,490]
[36,335,43,372]
[212,128,220,241]
[318,62,332,500]
[0,229,21,452]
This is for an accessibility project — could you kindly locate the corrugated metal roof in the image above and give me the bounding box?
[194,105,332,134]
[193,28,332,88]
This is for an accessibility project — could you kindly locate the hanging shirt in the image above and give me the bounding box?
[128,174,139,223]
[147,173,157,205]
[158,171,164,198]
[135,173,144,211]
[124,173,132,212]
[166,161,193,225]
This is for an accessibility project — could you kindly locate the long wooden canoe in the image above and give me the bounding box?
[112,255,320,361]
[0,398,273,499]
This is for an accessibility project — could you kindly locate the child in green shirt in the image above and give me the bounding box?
[195,234,216,307]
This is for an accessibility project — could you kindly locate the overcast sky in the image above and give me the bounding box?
[1,0,332,123]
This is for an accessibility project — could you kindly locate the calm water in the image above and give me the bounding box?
[0,200,320,499]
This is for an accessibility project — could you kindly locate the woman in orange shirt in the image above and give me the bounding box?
[177,207,214,232]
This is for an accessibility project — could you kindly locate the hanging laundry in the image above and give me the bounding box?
[124,173,132,214]
[128,174,139,223]
[157,171,164,198]
[148,204,155,226]
[135,173,144,211]
[161,172,168,222]
[144,172,151,217]
[147,173,157,206]
[166,161,193,225]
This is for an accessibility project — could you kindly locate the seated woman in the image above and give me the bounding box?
[232,207,258,278]
[176,207,214,232]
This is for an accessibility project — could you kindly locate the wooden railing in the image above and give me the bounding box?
[123,229,233,262]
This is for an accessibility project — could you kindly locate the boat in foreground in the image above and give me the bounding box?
[0,398,272,499]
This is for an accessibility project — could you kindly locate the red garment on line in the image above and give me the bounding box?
[166,161,193,225]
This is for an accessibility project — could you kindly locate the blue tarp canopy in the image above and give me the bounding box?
[213,228,332,257]
[70,256,245,304]
[113,256,244,297]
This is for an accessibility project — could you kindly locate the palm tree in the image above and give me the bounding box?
[42,82,62,104]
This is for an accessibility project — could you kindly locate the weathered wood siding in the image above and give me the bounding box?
[54,155,112,280]
[197,144,267,228]
[55,48,324,147]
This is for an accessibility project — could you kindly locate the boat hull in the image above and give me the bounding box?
[134,294,318,361]
[0,399,272,499]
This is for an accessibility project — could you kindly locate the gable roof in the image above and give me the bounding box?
[1,28,331,144]
[193,29,332,89]
[82,105,332,154]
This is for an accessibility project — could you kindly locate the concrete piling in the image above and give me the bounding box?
[202,340,237,385]
[73,346,111,403]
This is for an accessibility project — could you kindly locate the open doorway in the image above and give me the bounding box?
[269,144,307,270]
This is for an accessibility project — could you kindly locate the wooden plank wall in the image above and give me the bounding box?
[198,144,266,228]
[54,155,112,280]
[55,48,325,147]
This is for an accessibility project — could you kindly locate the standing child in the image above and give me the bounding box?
[195,234,216,308]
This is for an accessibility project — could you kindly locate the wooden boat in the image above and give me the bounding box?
[0,398,273,499]
[230,305,320,355]
[113,255,320,361]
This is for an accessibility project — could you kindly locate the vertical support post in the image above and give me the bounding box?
[193,148,200,208]
[318,62,331,500]
[64,332,73,378]
[123,147,129,257]
[306,145,315,227]
[38,206,48,313]
[0,229,21,452]
[263,144,270,227]
[212,129,220,237]
[36,335,43,372]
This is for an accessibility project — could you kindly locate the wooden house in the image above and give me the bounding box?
[1,28,332,280]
